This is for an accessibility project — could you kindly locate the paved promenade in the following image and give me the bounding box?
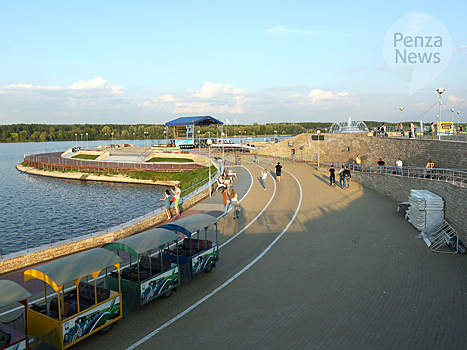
[67,160,467,349]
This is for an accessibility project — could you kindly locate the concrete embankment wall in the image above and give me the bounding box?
[256,133,467,169]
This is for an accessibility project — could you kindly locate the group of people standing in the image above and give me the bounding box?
[222,187,241,219]
[328,165,351,189]
[160,184,181,220]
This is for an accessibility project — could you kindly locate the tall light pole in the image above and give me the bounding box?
[75,133,77,148]
[451,108,455,135]
[144,131,148,147]
[197,130,201,154]
[111,132,114,155]
[80,133,83,148]
[133,132,135,146]
[86,132,88,149]
[399,107,404,126]
[317,130,321,167]
[437,87,445,140]
[207,138,213,197]
[221,132,225,167]
[458,111,461,134]
[104,133,107,146]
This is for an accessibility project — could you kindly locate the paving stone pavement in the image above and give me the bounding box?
[31,162,467,349]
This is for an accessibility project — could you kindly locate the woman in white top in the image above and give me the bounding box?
[261,169,268,190]
[171,184,181,217]
[395,158,403,176]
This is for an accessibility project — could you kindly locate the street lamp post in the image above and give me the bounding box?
[80,133,83,148]
[451,108,455,135]
[86,133,88,149]
[111,132,114,155]
[221,132,225,167]
[144,131,149,147]
[458,111,461,134]
[104,133,107,146]
[75,133,77,148]
[133,133,135,146]
[399,107,404,126]
[197,130,201,154]
[317,130,321,168]
[437,87,445,140]
[207,138,213,197]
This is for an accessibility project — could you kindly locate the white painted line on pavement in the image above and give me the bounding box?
[125,167,302,350]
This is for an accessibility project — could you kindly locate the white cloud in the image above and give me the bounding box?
[306,89,350,104]
[453,45,467,54]
[143,82,248,114]
[447,94,466,104]
[4,76,123,98]
[142,83,357,115]
[267,25,346,37]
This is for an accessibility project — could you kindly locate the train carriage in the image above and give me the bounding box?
[22,248,123,349]
[102,228,181,315]
[160,213,219,281]
[0,280,31,350]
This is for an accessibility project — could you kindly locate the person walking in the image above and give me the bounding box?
[395,158,403,176]
[429,122,435,140]
[377,158,385,173]
[339,165,345,188]
[400,123,405,137]
[381,123,387,137]
[161,190,172,220]
[222,187,231,218]
[171,184,181,217]
[275,162,283,182]
[329,165,336,187]
[343,166,352,189]
[230,188,240,219]
[261,169,268,190]
[409,123,416,139]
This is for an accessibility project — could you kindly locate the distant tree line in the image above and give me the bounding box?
[0,121,405,143]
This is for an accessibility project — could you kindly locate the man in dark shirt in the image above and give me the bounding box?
[329,165,336,186]
[275,162,283,182]
[377,158,385,173]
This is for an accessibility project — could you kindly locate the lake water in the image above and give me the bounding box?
[0,139,166,256]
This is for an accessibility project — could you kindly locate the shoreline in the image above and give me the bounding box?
[16,163,180,187]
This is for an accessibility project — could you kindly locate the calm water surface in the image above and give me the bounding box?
[0,140,165,255]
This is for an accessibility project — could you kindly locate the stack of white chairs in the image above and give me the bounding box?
[407,190,444,231]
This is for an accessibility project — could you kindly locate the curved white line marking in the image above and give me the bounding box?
[125,168,302,350]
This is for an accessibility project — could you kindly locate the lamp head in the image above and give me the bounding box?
[207,139,213,145]
[317,130,321,134]
[437,87,445,94]
[399,107,404,111]
[451,108,455,112]
[458,111,461,115]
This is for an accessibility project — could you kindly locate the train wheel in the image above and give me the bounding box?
[162,288,173,299]
[203,265,213,273]
[99,323,114,335]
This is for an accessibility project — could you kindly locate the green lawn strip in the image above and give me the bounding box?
[71,154,99,160]
[25,162,217,192]
[146,157,193,162]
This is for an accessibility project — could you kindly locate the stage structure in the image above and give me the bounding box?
[165,116,223,148]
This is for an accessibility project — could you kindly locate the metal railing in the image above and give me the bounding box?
[372,130,467,142]
[322,161,467,188]
[0,158,220,259]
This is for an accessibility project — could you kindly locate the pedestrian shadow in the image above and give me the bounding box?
[257,176,266,189]
[269,170,277,181]
[313,173,333,186]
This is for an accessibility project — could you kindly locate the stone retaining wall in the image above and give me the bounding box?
[257,133,467,170]
[351,172,467,241]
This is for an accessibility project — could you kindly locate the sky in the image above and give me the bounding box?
[0,0,466,125]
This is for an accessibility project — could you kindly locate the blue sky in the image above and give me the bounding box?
[0,0,466,125]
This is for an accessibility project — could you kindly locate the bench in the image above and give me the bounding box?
[0,329,11,347]
[52,282,111,317]
[181,238,212,253]
[139,256,172,277]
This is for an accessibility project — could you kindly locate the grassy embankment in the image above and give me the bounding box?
[71,154,99,160]
[21,162,216,191]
